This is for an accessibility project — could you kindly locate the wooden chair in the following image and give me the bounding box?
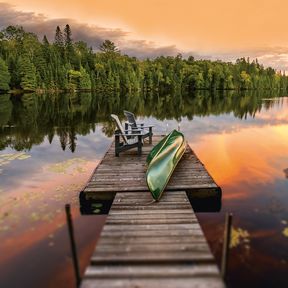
[124,110,154,144]
[111,114,144,157]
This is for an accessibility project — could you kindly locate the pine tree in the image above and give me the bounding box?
[99,40,120,54]
[54,26,64,47]
[19,54,37,91]
[64,24,72,47]
[0,58,11,91]
[64,24,76,66]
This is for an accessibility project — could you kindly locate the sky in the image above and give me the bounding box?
[1,0,288,70]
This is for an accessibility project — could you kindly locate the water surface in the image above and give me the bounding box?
[0,91,287,287]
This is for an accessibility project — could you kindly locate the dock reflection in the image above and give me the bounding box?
[79,189,221,214]
[79,192,115,215]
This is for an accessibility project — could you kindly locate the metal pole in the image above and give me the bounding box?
[221,212,233,279]
[65,204,81,287]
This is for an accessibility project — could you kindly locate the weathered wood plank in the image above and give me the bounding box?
[97,236,207,245]
[91,251,215,263]
[81,278,225,288]
[95,243,210,253]
[105,219,198,225]
[84,264,220,278]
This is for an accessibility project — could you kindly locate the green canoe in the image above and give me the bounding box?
[146,130,186,201]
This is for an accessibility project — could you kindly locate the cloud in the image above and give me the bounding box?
[197,48,288,72]
[0,2,178,58]
[1,2,288,70]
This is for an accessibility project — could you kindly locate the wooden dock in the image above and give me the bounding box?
[80,135,224,287]
[84,135,221,197]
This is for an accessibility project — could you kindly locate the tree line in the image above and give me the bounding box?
[0,25,288,92]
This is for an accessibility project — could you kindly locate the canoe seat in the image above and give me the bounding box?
[111,114,148,157]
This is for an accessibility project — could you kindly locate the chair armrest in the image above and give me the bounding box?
[124,129,142,133]
[134,125,154,128]
[124,133,144,136]
[126,122,146,126]
[114,131,143,137]
[115,129,141,134]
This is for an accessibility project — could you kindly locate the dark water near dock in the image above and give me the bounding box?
[0,90,288,287]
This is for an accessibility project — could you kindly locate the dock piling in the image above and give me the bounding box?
[65,204,81,287]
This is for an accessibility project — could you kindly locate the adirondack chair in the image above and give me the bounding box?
[124,110,153,144]
[111,114,144,157]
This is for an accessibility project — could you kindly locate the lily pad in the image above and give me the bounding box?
[92,203,103,208]
[92,209,101,214]
[230,226,250,248]
[0,153,31,174]
[47,158,87,174]
[283,227,288,237]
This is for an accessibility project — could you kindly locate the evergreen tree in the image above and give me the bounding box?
[19,54,37,91]
[99,40,120,54]
[54,26,64,47]
[64,24,72,47]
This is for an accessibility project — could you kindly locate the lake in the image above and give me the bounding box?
[0,90,287,287]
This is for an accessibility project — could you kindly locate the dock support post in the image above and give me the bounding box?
[65,204,81,287]
[221,212,233,279]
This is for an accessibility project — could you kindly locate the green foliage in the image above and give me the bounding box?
[79,67,92,89]
[0,58,10,90]
[19,54,37,91]
[99,40,120,54]
[0,25,287,93]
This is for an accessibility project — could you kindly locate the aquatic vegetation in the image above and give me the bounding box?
[284,168,288,178]
[230,226,250,249]
[0,153,31,174]
[46,158,87,174]
[282,227,288,237]
[91,203,103,214]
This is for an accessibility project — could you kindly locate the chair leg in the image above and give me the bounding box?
[137,135,142,156]
[115,134,120,157]
[149,127,152,144]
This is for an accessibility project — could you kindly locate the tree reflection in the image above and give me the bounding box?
[0,90,286,152]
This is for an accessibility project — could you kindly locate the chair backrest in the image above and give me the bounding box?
[124,110,137,129]
[111,114,128,144]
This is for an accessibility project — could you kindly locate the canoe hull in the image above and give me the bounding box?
[146,130,186,201]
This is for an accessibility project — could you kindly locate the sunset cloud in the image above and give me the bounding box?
[0,2,178,58]
[1,2,288,70]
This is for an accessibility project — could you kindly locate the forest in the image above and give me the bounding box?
[0,24,288,92]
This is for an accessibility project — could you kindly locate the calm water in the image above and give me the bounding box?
[0,91,288,287]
